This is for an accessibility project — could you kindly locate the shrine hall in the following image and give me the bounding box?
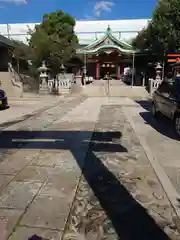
[76,26,138,80]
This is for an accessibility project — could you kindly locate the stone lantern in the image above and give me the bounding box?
[60,63,66,73]
[155,62,162,80]
[38,61,49,94]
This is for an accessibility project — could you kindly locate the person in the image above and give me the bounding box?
[81,71,84,85]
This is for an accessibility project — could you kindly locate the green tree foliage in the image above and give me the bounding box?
[133,0,180,59]
[12,40,31,60]
[29,10,78,72]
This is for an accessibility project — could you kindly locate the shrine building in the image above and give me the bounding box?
[76,25,138,80]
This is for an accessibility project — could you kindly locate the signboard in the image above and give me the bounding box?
[167,53,180,63]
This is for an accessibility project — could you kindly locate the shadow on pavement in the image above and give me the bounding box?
[0,130,170,240]
[0,105,10,111]
[136,100,152,112]
[137,100,179,141]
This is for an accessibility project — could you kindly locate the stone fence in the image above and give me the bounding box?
[148,78,163,96]
[48,74,72,94]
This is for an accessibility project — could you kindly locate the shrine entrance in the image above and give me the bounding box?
[100,63,116,79]
[76,25,137,83]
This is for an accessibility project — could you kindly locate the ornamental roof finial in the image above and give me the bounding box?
[106,25,112,34]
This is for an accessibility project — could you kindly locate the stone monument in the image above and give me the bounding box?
[38,61,49,95]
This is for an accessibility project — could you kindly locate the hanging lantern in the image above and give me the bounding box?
[107,64,110,67]
[111,64,114,68]
[102,64,105,67]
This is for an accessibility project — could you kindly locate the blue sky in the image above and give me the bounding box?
[0,0,157,24]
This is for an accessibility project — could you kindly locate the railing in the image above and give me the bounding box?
[8,62,23,97]
[58,78,71,89]
[47,78,71,94]
[47,79,54,92]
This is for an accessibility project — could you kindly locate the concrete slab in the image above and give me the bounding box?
[30,151,77,168]
[0,150,40,175]
[9,226,62,240]
[0,181,42,209]
[14,166,51,183]
[0,209,23,240]
[39,166,80,200]
[0,96,180,239]
[20,194,70,230]
[0,175,14,192]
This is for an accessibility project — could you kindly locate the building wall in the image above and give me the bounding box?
[0,19,150,44]
[0,46,9,71]
[87,62,96,78]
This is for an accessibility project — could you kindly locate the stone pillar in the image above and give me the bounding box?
[96,62,100,80]
[117,64,121,80]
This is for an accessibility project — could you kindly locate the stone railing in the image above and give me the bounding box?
[47,79,54,92]
[149,78,163,95]
[58,78,71,89]
[47,77,71,94]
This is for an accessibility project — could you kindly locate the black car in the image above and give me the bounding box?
[152,77,180,136]
[0,88,8,109]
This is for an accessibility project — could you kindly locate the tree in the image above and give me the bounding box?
[133,0,180,59]
[11,40,32,60]
[29,10,79,73]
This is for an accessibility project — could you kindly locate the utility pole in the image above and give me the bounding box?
[7,24,10,39]
[131,52,135,87]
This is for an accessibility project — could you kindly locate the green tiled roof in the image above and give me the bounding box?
[77,26,137,55]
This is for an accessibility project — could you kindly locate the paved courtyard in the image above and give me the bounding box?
[0,94,64,128]
[0,96,180,240]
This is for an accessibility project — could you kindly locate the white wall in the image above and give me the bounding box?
[0,19,150,44]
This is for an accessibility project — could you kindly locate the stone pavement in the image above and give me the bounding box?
[83,82,149,98]
[0,96,179,240]
[122,100,180,221]
[0,95,71,129]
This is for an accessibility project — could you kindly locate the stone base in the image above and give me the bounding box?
[58,88,70,95]
[71,83,82,93]
[39,85,49,95]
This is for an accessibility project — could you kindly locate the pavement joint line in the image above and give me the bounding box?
[0,152,41,195]
[61,127,96,239]
[122,106,180,223]
[17,224,63,231]
[7,173,50,240]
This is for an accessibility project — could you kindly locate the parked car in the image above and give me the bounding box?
[152,77,180,136]
[0,88,8,109]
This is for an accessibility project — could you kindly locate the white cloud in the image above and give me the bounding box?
[94,1,114,17]
[0,0,27,4]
